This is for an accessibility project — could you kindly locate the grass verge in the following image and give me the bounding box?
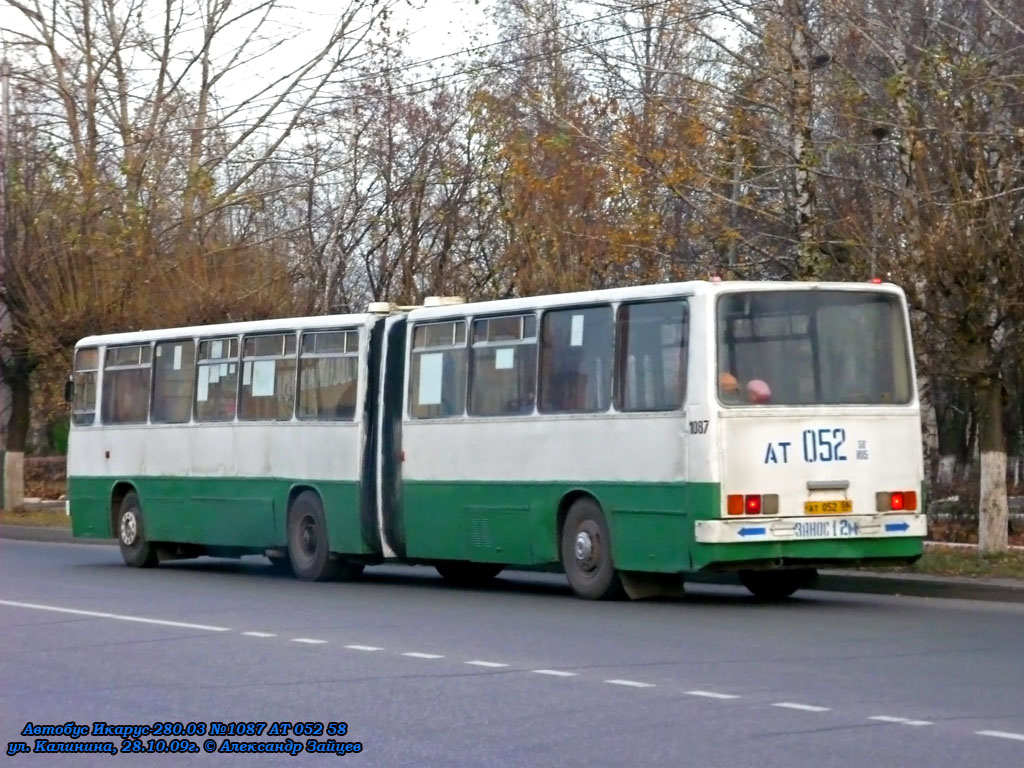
[0,506,70,528]
[867,547,1024,580]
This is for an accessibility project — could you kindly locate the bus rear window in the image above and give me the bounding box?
[716,291,912,406]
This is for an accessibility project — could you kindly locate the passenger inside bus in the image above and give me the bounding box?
[719,372,772,404]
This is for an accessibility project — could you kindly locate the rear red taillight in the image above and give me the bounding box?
[745,495,762,514]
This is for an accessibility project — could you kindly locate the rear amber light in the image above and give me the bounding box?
[904,491,917,511]
[727,494,744,515]
[745,495,762,514]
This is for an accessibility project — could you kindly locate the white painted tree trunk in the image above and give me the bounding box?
[936,455,957,487]
[979,450,1008,553]
[978,382,1008,553]
[2,451,24,511]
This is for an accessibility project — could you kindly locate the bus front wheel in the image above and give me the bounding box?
[561,498,624,600]
[739,568,817,600]
[117,491,158,568]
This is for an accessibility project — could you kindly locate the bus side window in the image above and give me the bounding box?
[71,347,100,426]
[239,333,297,422]
[408,320,467,419]
[615,299,688,412]
[539,306,613,414]
[151,341,196,424]
[101,344,152,424]
[298,329,359,421]
[194,337,240,422]
[468,314,537,417]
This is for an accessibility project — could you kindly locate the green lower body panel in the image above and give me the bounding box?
[399,480,717,571]
[68,476,367,554]
[70,475,923,573]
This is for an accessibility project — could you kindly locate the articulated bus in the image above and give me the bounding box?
[66,280,926,600]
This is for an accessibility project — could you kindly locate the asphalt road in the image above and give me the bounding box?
[2,539,1024,767]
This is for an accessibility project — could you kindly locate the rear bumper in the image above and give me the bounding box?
[694,513,926,544]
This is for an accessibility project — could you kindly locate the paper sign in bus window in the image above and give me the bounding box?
[252,360,277,396]
[197,366,210,402]
[243,362,252,386]
[211,340,223,359]
[570,315,584,346]
[495,348,515,370]
[209,364,221,383]
[172,345,182,371]
[418,352,443,405]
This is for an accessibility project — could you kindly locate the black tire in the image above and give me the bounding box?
[116,491,158,568]
[739,568,817,601]
[560,498,624,600]
[286,491,365,581]
[435,561,504,586]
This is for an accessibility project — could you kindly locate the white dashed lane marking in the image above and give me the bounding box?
[773,702,831,712]
[6,599,1024,745]
[976,731,1024,742]
[0,599,230,632]
[869,715,933,726]
[606,679,656,688]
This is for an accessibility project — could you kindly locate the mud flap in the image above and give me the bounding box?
[620,571,686,600]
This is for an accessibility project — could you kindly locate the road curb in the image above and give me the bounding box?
[4,524,1024,602]
[0,524,113,546]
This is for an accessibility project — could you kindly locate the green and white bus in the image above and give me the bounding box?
[67,280,926,600]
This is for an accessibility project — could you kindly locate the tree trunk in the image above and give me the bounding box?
[936,455,957,488]
[1,351,31,509]
[978,380,1009,553]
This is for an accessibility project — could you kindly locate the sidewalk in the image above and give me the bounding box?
[4,523,1024,603]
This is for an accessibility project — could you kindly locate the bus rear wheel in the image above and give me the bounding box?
[561,498,624,600]
[435,562,504,586]
[739,568,817,600]
[287,491,341,582]
[117,491,158,568]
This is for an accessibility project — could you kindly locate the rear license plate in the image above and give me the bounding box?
[804,500,853,515]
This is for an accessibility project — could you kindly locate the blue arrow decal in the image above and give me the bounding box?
[884,522,910,533]
[738,527,767,537]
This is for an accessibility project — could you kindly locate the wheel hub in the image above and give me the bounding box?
[574,530,594,565]
[120,510,138,546]
[300,516,317,555]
